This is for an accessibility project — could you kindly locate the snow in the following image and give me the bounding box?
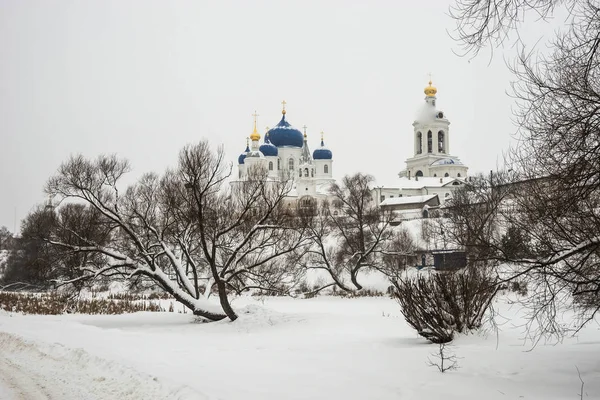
[1,296,599,399]
[380,194,437,206]
[376,176,464,190]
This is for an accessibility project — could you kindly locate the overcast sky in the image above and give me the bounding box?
[0,0,564,232]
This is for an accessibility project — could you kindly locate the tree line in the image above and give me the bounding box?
[2,142,412,321]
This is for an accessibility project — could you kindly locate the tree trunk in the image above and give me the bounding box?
[153,273,228,321]
[350,269,363,290]
[171,290,227,321]
[216,279,238,321]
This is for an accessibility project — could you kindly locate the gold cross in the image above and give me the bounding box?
[428,72,433,83]
[252,110,259,131]
[281,100,286,112]
[302,125,307,134]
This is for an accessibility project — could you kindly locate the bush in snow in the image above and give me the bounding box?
[393,267,498,343]
[0,291,165,315]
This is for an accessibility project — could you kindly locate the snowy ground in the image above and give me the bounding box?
[1,295,599,400]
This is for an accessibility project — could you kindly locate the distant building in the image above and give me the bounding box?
[233,103,335,205]
[372,80,468,212]
[380,194,440,221]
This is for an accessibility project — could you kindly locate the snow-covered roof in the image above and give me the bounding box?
[380,194,438,206]
[316,181,334,195]
[430,157,463,166]
[375,176,464,190]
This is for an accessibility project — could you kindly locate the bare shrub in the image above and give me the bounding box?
[0,291,165,315]
[427,343,460,373]
[393,267,499,343]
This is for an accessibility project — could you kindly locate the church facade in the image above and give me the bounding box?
[235,103,335,205]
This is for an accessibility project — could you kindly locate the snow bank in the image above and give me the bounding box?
[0,296,599,399]
[0,331,204,400]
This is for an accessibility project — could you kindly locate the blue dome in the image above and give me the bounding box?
[259,136,278,157]
[313,139,333,160]
[238,145,250,164]
[268,115,304,148]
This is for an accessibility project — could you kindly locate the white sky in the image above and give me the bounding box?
[0,0,565,232]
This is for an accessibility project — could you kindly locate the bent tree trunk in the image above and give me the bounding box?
[151,270,228,321]
[216,279,238,321]
[350,269,363,290]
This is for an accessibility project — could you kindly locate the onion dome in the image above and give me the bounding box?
[313,131,333,160]
[238,139,250,164]
[267,102,304,148]
[250,111,261,142]
[259,132,278,157]
[424,80,437,97]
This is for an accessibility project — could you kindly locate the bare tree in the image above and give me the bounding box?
[176,143,310,320]
[2,206,57,287]
[46,141,308,321]
[301,173,394,292]
[451,0,600,335]
[0,226,12,251]
[427,343,460,373]
[438,172,510,267]
[377,227,418,282]
[449,0,570,56]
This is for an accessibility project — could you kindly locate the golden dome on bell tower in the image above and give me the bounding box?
[424,80,437,97]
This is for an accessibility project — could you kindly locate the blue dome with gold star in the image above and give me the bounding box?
[268,113,304,148]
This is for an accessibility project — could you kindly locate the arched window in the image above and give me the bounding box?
[438,131,445,153]
[299,169,302,177]
[311,169,314,177]
[457,173,461,177]
[304,168,309,177]
[422,209,429,218]
[288,158,294,170]
[269,161,273,171]
[427,131,433,153]
[415,170,423,177]
[277,159,281,170]
[433,174,437,177]
[324,164,329,174]
[444,172,449,177]
[416,132,422,154]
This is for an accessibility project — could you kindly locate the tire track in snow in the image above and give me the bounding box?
[0,356,52,400]
[0,332,205,400]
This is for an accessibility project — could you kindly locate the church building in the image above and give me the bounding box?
[235,102,335,206]
[373,80,469,212]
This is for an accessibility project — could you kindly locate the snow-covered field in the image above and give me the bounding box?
[1,295,599,400]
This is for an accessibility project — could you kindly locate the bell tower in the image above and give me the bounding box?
[403,80,467,178]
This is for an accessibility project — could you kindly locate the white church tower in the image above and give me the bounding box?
[403,80,468,179]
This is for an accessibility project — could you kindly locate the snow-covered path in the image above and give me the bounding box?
[0,331,203,400]
[1,296,600,399]
[0,338,53,400]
